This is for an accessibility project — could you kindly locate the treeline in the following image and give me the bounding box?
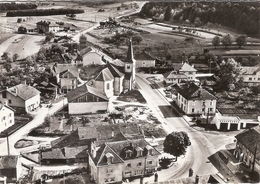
[0,3,37,11]
[140,2,260,36]
[6,8,84,17]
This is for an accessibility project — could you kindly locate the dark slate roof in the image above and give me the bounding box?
[67,84,108,102]
[125,39,135,63]
[0,155,19,169]
[107,63,124,78]
[107,139,161,160]
[177,83,217,100]
[235,126,260,160]
[42,146,88,159]
[6,84,40,101]
[135,51,155,60]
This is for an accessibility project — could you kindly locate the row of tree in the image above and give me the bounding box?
[0,3,37,11]
[140,2,260,36]
[212,34,247,49]
[6,8,84,17]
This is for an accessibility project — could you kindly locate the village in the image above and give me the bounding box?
[0,1,260,184]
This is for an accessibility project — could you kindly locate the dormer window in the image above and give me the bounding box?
[125,150,132,158]
[105,152,114,164]
[127,65,130,69]
[135,147,143,157]
[146,145,153,155]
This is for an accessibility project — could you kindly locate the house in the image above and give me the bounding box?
[234,125,260,173]
[0,103,15,132]
[51,63,80,93]
[0,84,40,113]
[40,146,88,165]
[176,83,217,115]
[67,83,109,114]
[240,64,260,86]
[0,155,22,183]
[163,62,197,85]
[135,51,155,68]
[89,139,160,184]
[36,21,59,33]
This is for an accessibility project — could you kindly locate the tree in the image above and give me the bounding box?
[218,58,241,91]
[221,34,232,49]
[1,52,9,60]
[212,36,220,49]
[164,5,172,21]
[236,35,247,48]
[163,131,191,161]
[13,53,19,62]
[252,86,260,96]
[3,62,12,72]
[59,175,85,184]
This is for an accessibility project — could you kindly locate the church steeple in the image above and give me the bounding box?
[126,38,134,63]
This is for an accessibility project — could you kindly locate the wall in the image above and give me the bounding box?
[0,106,14,132]
[97,163,123,184]
[0,92,25,109]
[242,73,260,86]
[25,94,40,112]
[114,77,124,96]
[60,77,77,92]
[83,52,104,66]
[68,102,108,114]
[104,80,114,98]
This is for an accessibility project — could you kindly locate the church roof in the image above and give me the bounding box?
[95,68,114,82]
[125,39,135,63]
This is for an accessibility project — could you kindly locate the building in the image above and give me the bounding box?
[240,64,260,86]
[67,83,109,114]
[40,146,88,165]
[135,51,155,68]
[0,155,22,183]
[176,83,217,115]
[51,63,80,93]
[89,139,160,184]
[163,62,197,85]
[234,126,260,173]
[0,84,40,113]
[36,21,59,33]
[211,113,242,131]
[0,103,15,132]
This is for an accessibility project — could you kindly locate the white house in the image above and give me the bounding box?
[0,103,15,132]
[0,84,40,113]
[240,64,260,86]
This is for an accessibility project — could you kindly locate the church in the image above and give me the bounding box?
[86,38,136,98]
[67,39,136,114]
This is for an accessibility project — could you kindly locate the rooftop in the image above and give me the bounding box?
[0,155,19,169]
[6,84,40,101]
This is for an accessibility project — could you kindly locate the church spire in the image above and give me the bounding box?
[126,38,134,63]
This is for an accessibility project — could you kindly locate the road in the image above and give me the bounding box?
[135,74,235,183]
[0,98,67,156]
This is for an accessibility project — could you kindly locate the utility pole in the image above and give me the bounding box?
[6,133,10,155]
[206,107,209,131]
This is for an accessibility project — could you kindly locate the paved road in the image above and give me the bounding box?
[0,98,67,156]
[135,74,235,183]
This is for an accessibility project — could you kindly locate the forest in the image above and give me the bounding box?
[139,2,260,36]
[0,3,37,12]
[6,8,84,17]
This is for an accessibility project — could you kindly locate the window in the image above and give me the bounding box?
[125,171,131,175]
[209,108,213,111]
[127,65,130,69]
[106,83,110,90]
[10,120,12,124]
[249,78,252,81]
[137,162,142,167]
[189,72,193,75]
[192,108,194,113]
[3,116,5,121]
[2,91,6,98]
[202,108,205,112]
[126,163,131,168]
[107,168,113,175]
[9,113,12,117]
[258,78,260,81]
[147,160,152,165]
[202,101,205,106]
[8,99,11,104]
[210,100,213,106]
[135,170,143,175]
